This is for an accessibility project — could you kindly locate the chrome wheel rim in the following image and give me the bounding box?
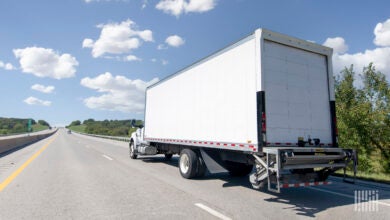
[180,154,189,174]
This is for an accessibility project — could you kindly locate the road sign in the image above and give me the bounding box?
[28,119,32,132]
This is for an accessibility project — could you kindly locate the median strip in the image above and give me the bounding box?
[0,134,57,192]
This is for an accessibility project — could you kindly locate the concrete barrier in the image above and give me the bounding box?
[0,130,57,154]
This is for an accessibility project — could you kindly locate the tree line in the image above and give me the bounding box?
[0,118,50,135]
[67,119,143,137]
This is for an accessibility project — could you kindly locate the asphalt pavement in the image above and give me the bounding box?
[0,129,389,219]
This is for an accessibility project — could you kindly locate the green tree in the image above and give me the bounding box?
[38,120,50,127]
[335,63,390,173]
[69,120,81,126]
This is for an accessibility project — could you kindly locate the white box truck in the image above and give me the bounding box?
[130,29,357,192]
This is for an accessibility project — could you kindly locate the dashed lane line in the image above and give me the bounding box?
[195,203,232,220]
[102,154,113,161]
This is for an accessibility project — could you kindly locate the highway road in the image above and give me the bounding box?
[0,129,389,219]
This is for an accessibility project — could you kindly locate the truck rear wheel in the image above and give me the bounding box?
[129,142,137,159]
[224,161,253,176]
[179,149,198,179]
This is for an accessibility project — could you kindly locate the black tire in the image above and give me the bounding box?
[224,161,253,176]
[179,149,198,179]
[196,155,207,178]
[129,142,137,159]
[164,153,173,160]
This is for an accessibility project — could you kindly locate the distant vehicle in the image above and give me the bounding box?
[129,29,357,192]
[67,130,71,134]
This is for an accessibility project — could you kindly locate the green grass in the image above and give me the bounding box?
[68,124,86,133]
[334,169,390,184]
[32,124,49,132]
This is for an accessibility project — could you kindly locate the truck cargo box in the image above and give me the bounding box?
[144,28,336,153]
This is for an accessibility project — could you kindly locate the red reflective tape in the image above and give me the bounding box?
[304,182,310,186]
[253,148,257,151]
[275,143,281,145]
[231,144,236,147]
[314,182,319,186]
[223,144,228,146]
[216,143,220,146]
[294,183,300,187]
[286,143,292,145]
[210,142,214,145]
[239,144,244,147]
[282,184,289,188]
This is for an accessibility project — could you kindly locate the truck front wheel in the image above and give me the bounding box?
[179,149,198,179]
[129,142,137,159]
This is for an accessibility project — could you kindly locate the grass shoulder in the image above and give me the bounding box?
[333,169,390,184]
[68,124,86,133]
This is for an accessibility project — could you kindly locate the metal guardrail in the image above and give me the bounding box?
[72,131,131,142]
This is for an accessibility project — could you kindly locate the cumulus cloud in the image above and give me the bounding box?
[0,61,15,70]
[142,0,148,9]
[13,47,78,79]
[162,59,169,65]
[82,19,153,58]
[23,96,51,106]
[324,18,390,82]
[124,55,142,62]
[374,18,390,47]
[157,44,168,50]
[332,47,390,79]
[165,35,185,47]
[81,72,159,113]
[156,0,217,17]
[31,84,55,94]
[323,37,348,54]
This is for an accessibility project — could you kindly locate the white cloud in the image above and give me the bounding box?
[31,84,55,94]
[83,19,153,58]
[332,47,390,79]
[323,37,348,54]
[323,19,390,83]
[156,0,217,17]
[23,96,51,106]
[13,47,78,79]
[0,61,16,70]
[124,55,142,62]
[374,18,390,47]
[81,72,159,113]
[165,35,185,47]
[162,59,169,65]
[157,44,168,50]
[142,0,148,9]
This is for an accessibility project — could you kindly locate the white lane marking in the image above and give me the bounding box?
[102,155,113,161]
[309,187,390,207]
[195,203,232,220]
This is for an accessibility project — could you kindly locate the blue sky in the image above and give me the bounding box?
[0,0,389,127]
